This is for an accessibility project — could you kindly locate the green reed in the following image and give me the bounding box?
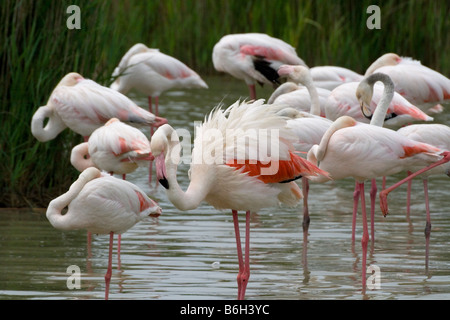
[1,0,448,207]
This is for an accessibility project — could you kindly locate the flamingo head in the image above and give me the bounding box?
[57,72,84,87]
[277,65,311,85]
[356,80,374,118]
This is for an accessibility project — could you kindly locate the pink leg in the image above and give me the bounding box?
[302,178,310,232]
[423,179,431,270]
[406,171,412,219]
[380,151,450,216]
[232,210,251,300]
[87,232,92,258]
[352,181,360,243]
[369,179,377,243]
[359,182,369,292]
[248,84,256,100]
[104,232,114,300]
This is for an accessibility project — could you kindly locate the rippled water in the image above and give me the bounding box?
[1,76,449,300]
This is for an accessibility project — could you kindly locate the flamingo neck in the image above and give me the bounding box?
[366,73,395,127]
[303,78,321,116]
[31,106,67,142]
[46,168,101,230]
[156,126,211,211]
[70,142,95,172]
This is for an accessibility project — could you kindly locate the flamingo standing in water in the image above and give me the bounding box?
[307,75,445,292]
[110,43,208,117]
[386,123,450,267]
[70,117,154,251]
[212,33,306,100]
[46,167,162,300]
[365,53,450,114]
[274,65,333,232]
[150,99,329,299]
[31,72,167,142]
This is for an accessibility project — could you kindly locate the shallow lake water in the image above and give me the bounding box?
[1,75,449,300]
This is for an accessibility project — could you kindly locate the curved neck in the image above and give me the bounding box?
[156,125,210,211]
[46,168,101,230]
[70,142,95,172]
[366,73,395,127]
[307,116,357,182]
[31,106,67,142]
[303,78,321,116]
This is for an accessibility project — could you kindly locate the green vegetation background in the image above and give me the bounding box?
[1,0,448,207]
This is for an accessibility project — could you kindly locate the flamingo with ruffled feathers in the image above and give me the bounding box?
[150,99,329,299]
[46,167,161,300]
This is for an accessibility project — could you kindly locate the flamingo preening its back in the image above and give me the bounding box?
[212,33,307,100]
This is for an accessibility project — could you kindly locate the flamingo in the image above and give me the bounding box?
[212,33,307,100]
[110,43,208,117]
[70,118,154,178]
[268,81,331,116]
[309,65,363,91]
[306,76,445,292]
[150,99,329,299]
[388,124,450,267]
[365,53,450,114]
[31,72,167,142]
[46,167,162,300]
[324,81,433,128]
[275,65,333,231]
[70,117,155,252]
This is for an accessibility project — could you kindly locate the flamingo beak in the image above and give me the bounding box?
[155,153,169,189]
[152,116,168,128]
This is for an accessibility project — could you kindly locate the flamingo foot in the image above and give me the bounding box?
[380,151,450,217]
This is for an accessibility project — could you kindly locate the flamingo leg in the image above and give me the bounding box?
[352,181,360,243]
[380,151,450,216]
[104,231,114,300]
[406,171,412,220]
[248,84,257,100]
[302,178,310,233]
[369,179,377,243]
[359,182,369,292]
[423,178,431,271]
[232,210,251,300]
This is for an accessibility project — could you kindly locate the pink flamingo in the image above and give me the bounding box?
[275,65,333,231]
[324,81,433,128]
[46,167,162,300]
[365,53,450,114]
[392,123,450,267]
[150,99,329,299]
[307,78,445,291]
[212,33,306,100]
[31,72,167,142]
[70,118,154,178]
[110,43,208,117]
[309,65,363,90]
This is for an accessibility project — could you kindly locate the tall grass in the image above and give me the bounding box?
[1,0,448,207]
